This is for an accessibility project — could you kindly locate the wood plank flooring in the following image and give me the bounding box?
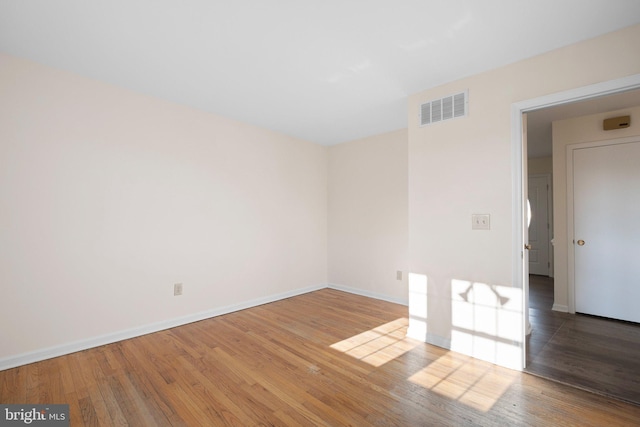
[526,275,640,406]
[2,288,640,426]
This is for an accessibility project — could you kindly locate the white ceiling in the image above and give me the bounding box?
[1,1,640,145]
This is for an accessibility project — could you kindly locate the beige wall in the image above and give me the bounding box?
[528,156,552,175]
[328,129,408,304]
[407,24,640,368]
[3,24,640,371]
[552,105,640,311]
[0,53,328,364]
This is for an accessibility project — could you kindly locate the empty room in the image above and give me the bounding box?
[1,1,640,425]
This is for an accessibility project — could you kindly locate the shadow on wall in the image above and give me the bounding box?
[407,273,523,370]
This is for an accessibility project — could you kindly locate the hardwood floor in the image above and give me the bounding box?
[2,288,640,426]
[526,275,640,406]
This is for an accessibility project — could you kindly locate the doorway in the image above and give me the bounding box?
[518,83,640,404]
[511,73,640,371]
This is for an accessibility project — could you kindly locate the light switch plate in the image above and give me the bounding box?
[472,214,490,230]
[174,283,183,296]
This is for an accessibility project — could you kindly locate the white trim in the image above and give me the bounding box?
[0,282,410,371]
[565,135,640,316]
[405,328,451,350]
[552,304,569,313]
[0,284,326,372]
[510,101,527,372]
[513,73,640,113]
[327,283,408,306]
[566,144,576,314]
[511,72,640,372]
[426,334,451,350]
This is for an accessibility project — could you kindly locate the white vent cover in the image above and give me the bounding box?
[420,91,467,126]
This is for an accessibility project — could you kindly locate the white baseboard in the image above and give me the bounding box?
[552,303,569,313]
[0,284,326,372]
[1,283,407,371]
[406,328,451,350]
[327,283,408,306]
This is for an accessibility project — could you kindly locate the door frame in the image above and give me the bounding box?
[510,73,640,370]
[566,136,640,314]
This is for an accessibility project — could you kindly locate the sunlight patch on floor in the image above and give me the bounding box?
[330,318,420,367]
[408,352,518,412]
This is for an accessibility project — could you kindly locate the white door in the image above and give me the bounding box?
[528,175,550,276]
[573,139,640,323]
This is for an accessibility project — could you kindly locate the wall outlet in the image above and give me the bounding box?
[174,283,183,296]
[472,214,490,230]
[397,271,403,280]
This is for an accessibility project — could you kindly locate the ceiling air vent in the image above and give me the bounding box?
[419,91,467,126]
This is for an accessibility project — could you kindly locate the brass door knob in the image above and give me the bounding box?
[524,244,532,250]
[577,239,585,246]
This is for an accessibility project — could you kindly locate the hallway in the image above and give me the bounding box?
[525,275,640,405]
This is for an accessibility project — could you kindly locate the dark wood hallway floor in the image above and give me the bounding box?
[525,275,640,406]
